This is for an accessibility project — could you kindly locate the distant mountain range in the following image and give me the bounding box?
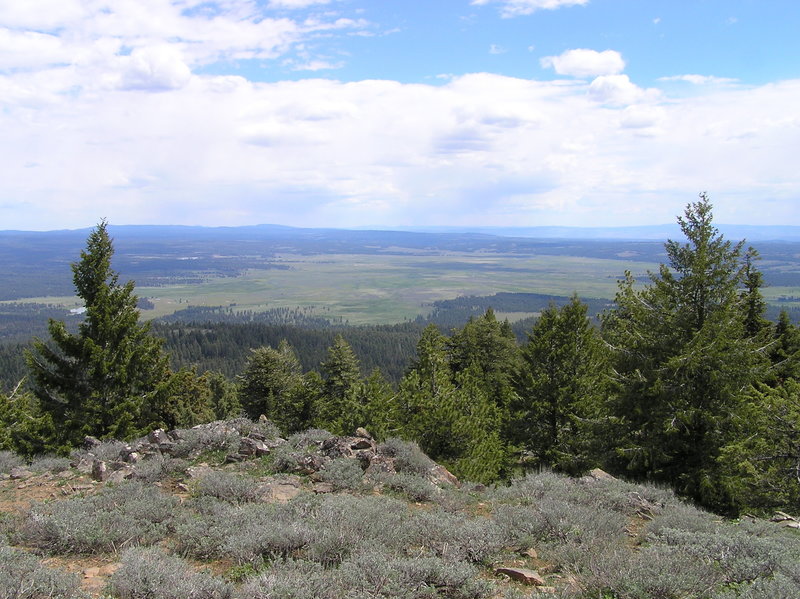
[4,223,800,242]
[361,225,800,242]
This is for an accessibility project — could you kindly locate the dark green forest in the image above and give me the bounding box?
[4,198,800,517]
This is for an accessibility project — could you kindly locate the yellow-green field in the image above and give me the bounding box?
[7,251,800,325]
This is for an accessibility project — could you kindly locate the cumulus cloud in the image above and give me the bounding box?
[472,0,589,18]
[541,48,625,78]
[118,46,192,91]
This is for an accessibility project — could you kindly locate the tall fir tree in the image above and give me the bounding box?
[238,340,313,434]
[316,335,362,435]
[26,221,170,450]
[602,195,767,510]
[512,295,609,475]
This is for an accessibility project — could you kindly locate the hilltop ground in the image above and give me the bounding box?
[2,419,800,599]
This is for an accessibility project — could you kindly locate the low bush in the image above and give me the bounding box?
[193,471,262,504]
[0,449,25,473]
[378,438,434,475]
[109,546,232,599]
[16,481,177,554]
[379,472,438,502]
[319,457,366,491]
[28,454,72,474]
[0,540,85,598]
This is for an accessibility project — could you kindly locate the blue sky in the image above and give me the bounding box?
[1,0,799,230]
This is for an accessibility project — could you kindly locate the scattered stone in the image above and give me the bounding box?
[313,482,335,494]
[771,511,796,522]
[256,478,303,503]
[781,521,800,529]
[106,465,135,484]
[186,464,213,480]
[91,459,108,482]
[350,439,373,450]
[238,437,271,457]
[495,567,547,586]
[148,429,171,445]
[523,548,538,559]
[83,436,101,450]
[354,427,373,440]
[9,466,33,480]
[427,464,459,487]
[581,468,617,482]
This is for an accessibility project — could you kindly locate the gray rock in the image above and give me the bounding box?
[495,567,547,586]
[9,466,33,480]
[91,459,108,482]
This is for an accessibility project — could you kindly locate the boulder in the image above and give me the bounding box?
[427,464,460,487]
[495,567,547,586]
[9,466,33,480]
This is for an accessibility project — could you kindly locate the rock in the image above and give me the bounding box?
[313,482,335,494]
[350,439,374,450]
[771,511,796,522]
[239,437,271,457]
[495,567,547,586]
[91,459,108,482]
[148,429,171,446]
[582,468,617,482]
[256,478,303,503]
[320,437,353,459]
[106,465,135,484]
[9,466,33,480]
[124,451,141,464]
[186,464,213,479]
[523,548,538,559]
[83,436,102,450]
[365,454,397,477]
[258,414,270,424]
[427,464,459,487]
[354,427,373,440]
[781,521,800,529]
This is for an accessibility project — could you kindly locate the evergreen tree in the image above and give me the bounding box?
[397,324,506,483]
[0,380,56,456]
[316,335,362,434]
[513,296,609,475]
[720,380,800,512]
[238,340,311,434]
[602,195,767,510]
[26,222,170,450]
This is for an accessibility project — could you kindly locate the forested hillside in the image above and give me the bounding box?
[3,198,800,517]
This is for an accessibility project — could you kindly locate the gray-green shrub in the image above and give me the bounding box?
[0,541,85,598]
[16,481,177,554]
[109,546,232,599]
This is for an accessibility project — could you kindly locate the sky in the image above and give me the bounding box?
[2,0,800,231]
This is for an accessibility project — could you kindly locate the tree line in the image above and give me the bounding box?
[3,198,800,515]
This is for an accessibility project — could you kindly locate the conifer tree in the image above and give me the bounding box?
[238,340,311,434]
[513,295,608,474]
[602,194,767,510]
[316,335,362,434]
[26,221,170,450]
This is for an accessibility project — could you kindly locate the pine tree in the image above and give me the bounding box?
[316,335,362,434]
[513,295,609,474]
[26,222,170,450]
[602,195,767,510]
[238,340,311,434]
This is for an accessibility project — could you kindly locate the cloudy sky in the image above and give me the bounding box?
[2,0,799,231]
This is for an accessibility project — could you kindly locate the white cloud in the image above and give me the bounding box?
[1,2,799,230]
[268,0,333,8]
[472,0,589,18]
[541,48,625,78]
[118,45,192,91]
[588,74,656,106]
[659,74,738,85]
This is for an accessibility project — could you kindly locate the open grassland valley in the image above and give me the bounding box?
[3,418,800,599]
